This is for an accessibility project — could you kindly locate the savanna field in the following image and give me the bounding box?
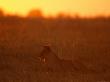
[0,16,110,82]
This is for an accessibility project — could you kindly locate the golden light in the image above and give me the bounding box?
[0,0,110,17]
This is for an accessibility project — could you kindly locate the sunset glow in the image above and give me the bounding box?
[0,0,110,17]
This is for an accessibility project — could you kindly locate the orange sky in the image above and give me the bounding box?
[0,0,110,17]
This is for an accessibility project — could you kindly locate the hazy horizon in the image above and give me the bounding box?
[0,0,110,17]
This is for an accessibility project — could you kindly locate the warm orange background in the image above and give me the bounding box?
[0,0,110,17]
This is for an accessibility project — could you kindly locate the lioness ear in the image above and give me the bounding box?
[42,58,46,63]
